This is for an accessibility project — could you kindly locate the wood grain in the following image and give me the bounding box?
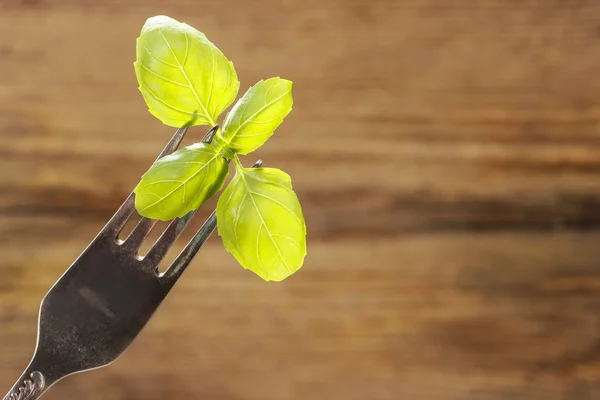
[1,0,600,398]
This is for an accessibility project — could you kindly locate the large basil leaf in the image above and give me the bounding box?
[214,77,293,155]
[134,143,229,221]
[134,15,239,127]
[216,162,306,281]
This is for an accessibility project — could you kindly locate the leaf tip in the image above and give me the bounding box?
[142,15,178,31]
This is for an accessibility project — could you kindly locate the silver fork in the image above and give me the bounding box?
[2,126,259,400]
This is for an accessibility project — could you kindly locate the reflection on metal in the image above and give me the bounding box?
[6,372,44,400]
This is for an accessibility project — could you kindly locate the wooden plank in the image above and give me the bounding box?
[2,231,600,399]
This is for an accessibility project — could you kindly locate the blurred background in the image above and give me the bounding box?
[2,0,600,399]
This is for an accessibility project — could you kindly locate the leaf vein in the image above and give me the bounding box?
[256,223,268,279]
[250,191,302,225]
[158,28,215,126]
[228,90,290,143]
[235,131,272,139]
[182,31,190,66]
[139,152,219,212]
[211,61,232,118]
[139,80,206,118]
[233,192,248,263]
[138,60,188,87]
[247,174,293,192]
[207,49,216,116]
[271,233,302,249]
[140,179,182,188]
[263,79,276,103]
[238,172,293,275]
[143,45,179,68]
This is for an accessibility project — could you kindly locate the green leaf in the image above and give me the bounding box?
[216,160,306,281]
[214,77,293,155]
[134,15,240,127]
[134,142,229,221]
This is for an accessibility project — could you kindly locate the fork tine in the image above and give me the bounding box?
[155,126,189,161]
[100,127,189,238]
[137,125,220,269]
[160,211,216,283]
[142,210,198,270]
[102,193,136,238]
[161,159,263,284]
[123,218,158,252]
[201,124,219,144]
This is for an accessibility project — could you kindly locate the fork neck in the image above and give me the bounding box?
[2,359,57,400]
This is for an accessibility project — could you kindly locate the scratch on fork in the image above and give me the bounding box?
[79,287,116,319]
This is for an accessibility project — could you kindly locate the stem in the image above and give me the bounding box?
[232,153,244,173]
[211,127,229,153]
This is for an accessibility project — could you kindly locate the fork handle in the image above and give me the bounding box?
[3,365,49,400]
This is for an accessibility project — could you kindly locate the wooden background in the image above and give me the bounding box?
[1,0,600,398]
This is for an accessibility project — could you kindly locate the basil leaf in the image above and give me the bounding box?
[215,77,293,155]
[134,143,229,221]
[216,162,306,281]
[134,15,240,127]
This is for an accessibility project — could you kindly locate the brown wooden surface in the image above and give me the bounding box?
[1,0,600,399]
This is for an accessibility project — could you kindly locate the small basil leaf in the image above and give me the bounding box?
[215,77,293,155]
[134,15,240,127]
[134,143,229,221]
[216,163,306,281]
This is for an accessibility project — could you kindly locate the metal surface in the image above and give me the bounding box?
[2,125,250,400]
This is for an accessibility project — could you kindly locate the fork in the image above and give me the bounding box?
[2,126,259,400]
